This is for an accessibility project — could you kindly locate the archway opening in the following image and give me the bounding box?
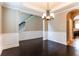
[67,9,79,46]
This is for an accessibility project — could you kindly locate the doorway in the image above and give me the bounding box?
[67,9,79,47]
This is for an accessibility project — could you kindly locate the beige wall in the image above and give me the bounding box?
[0,6,2,33]
[2,6,43,33]
[0,6,2,55]
[2,7,18,33]
[49,5,79,33]
[48,5,79,45]
[25,15,43,31]
[48,6,68,45]
[48,12,67,32]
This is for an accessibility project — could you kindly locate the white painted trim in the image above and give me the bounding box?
[2,31,43,49]
[2,2,76,17]
[19,31,43,41]
[2,3,42,17]
[54,2,79,14]
[43,31,48,40]
[2,2,79,17]
[51,2,74,13]
[0,49,2,55]
[43,20,48,40]
[2,33,19,49]
[48,32,67,45]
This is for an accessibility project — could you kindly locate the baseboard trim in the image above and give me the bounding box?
[20,37,43,41]
[19,31,43,41]
[3,43,19,50]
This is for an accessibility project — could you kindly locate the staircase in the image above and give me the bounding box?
[19,15,33,32]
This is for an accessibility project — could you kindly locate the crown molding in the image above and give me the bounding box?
[51,2,79,14]
[2,2,79,16]
[2,3,43,17]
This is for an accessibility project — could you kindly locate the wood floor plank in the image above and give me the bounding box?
[1,37,78,56]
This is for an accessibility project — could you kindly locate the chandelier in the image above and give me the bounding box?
[42,3,55,21]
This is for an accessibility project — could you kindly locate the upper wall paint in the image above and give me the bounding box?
[49,7,79,32]
[0,6,2,33]
[2,7,18,33]
[25,15,43,31]
[18,11,43,31]
[49,12,66,32]
[0,6,2,55]
[2,6,43,33]
[18,11,31,24]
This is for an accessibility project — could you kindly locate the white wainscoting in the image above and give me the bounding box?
[0,49,2,55]
[1,31,66,50]
[48,32,67,45]
[2,31,43,49]
[0,34,2,55]
[2,33,19,49]
[43,31,48,40]
[19,31,43,41]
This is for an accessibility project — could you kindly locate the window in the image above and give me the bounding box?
[74,15,79,29]
[75,20,79,29]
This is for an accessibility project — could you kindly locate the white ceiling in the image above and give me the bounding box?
[22,2,71,12]
[22,2,71,11]
[2,2,74,16]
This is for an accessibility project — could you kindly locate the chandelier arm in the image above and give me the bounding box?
[42,2,54,21]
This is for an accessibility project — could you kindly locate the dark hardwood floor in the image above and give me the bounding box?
[1,38,79,56]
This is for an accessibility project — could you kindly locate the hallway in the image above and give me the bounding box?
[72,37,79,51]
